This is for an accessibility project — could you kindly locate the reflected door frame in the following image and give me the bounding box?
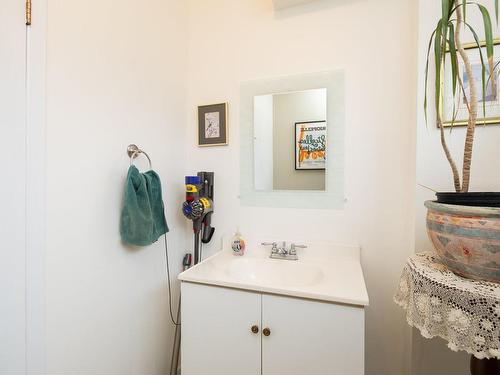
[6,1,49,374]
[26,1,48,373]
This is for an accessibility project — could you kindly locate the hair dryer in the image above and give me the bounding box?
[182,172,215,264]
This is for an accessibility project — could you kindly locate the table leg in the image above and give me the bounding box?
[470,355,500,375]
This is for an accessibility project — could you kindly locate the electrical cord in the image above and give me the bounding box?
[165,230,203,375]
[163,234,180,326]
[164,233,180,375]
[198,234,203,263]
[165,234,203,323]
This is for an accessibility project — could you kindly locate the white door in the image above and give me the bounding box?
[181,283,261,375]
[0,1,28,374]
[262,294,365,375]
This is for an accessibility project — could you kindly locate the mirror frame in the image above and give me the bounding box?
[240,70,345,209]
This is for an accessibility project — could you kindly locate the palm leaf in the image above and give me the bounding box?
[448,23,459,128]
[442,0,451,38]
[435,22,444,115]
[424,24,439,123]
[475,4,494,61]
[448,23,459,97]
[496,0,499,24]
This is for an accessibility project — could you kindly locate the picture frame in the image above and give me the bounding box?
[442,38,500,127]
[197,103,228,146]
[295,120,327,170]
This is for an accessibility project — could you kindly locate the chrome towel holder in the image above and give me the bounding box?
[127,144,152,169]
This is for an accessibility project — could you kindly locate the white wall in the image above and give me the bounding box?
[414,1,500,374]
[45,0,188,374]
[0,1,27,373]
[273,0,320,10]
[185,1,418,374]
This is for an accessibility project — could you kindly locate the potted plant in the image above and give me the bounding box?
[424,0,500,282]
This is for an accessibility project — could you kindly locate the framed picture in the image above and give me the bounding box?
[198,103,228,146]
[295,120,327,170]
[442,39,500,127]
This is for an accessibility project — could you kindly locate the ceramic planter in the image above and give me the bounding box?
[425,200,500,283]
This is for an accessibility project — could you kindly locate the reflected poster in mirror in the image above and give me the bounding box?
[295,121,326,170]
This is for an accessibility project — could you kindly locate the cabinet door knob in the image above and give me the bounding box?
[251,325,259,334]
[263,327,271,337]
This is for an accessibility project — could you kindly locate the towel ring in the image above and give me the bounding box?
[127,144,152,169]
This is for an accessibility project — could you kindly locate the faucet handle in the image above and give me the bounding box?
[289,243,307,255]
[262,241,283,254]
[261,241,278,250]
[261,241,276,246]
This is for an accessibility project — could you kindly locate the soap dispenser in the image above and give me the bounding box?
[231,227,246,256]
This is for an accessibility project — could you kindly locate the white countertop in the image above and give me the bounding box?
[178,239,369,306]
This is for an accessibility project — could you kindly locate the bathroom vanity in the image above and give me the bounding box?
[178,240,369,375]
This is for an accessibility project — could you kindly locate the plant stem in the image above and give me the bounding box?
[437,116,462,192]
[455,5,477,193]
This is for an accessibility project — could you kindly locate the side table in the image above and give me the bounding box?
[395,252,500,374]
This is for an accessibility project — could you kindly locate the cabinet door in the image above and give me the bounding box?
[262,294,364,375]
[181,283,262,375]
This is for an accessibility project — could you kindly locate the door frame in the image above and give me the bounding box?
[25,1,47,374]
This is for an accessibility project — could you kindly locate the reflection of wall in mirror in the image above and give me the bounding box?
[254,95,274,190]
[273,88,326,190]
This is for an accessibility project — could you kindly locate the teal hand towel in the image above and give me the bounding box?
[120,165,169,246]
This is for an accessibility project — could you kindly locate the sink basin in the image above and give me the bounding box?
[178,240,369,306]
[226,258,323,287]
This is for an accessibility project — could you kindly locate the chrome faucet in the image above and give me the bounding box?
[261,241,307,261]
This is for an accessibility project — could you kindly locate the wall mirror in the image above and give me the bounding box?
[240,71,345,209]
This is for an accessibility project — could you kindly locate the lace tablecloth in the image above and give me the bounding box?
[394,252,500,359]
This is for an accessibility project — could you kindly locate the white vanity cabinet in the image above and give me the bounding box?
[181,282,261,375]
[181,282,364,375]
